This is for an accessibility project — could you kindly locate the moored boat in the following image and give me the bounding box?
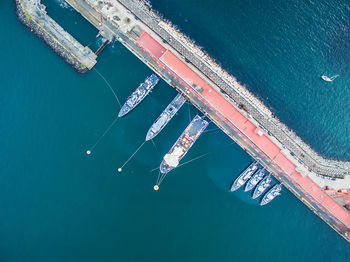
[260,184,282,206]
[146,93,186,141]
[252,174,272,199]
[159,115,208,174]
[230,162,259,192]
[244,168,265,192]
[118,74,159,117]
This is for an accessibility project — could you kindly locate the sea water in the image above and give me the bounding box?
[0,1,349,261]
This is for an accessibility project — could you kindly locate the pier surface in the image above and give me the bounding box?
[16,0,97,72]
[18,0,350,242]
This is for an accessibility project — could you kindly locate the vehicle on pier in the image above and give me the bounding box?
[146,93,186,141]
[159,115,208,174]
[230,162,259,192]
[118,74,159,117]
[260,184,282,206]
[244,168,265,192]
[252,174,272,199]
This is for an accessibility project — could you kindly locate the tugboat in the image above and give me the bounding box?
[230,162,259,192]
[159,115,208,174]
[260,184,282,206]
[244,168,265,192]
[252,174,272,199]
[118,74,159,117]
[146,93,186,141]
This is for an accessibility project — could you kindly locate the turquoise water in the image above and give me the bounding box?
[0,0,349,261]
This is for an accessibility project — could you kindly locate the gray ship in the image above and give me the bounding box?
[230,162,259,192]
[160,115,208,174]
[244,168,265,192]
[252,174,272,199]
[118,74,159,117]
[146,93,186,141]
[260,184,282,206]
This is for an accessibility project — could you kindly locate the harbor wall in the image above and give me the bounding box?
[15,0,96,73]
[13,0,349,242]
[117,0,350,179]
[62,0,350,242]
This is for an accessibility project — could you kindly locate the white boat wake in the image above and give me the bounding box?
[321,75,339,82]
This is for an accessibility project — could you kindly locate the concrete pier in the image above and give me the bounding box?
[62,0,350,242]
[16,0,97,73]
[118,0,350,179]
[16,0,350,242]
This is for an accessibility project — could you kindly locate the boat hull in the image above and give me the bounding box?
[118,74,159,117]
[260,184,282,206]
[159,115,208,174]
[146,93,185,141]
[252,174,271,199]
[230,162,259,191]
[244,169,265,192]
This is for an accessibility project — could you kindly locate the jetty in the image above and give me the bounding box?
[16,0,350,242]
[15,0,97,73]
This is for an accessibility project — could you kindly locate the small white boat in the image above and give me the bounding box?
[321,75,339,82]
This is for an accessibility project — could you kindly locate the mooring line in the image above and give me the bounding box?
[176,152,211,169]
[86,117,119,155]
[203,127,221,134]
[118,141,146,173]
[94,68,122,108]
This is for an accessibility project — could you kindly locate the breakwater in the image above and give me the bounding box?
[16,0,350,242]
[118,0,349,179]
[15,0,96,73]
[64,0,350,242]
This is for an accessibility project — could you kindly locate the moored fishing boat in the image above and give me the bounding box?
[230,162,259,192]
[260,184,282,206]
[244,168,265,192]
[252,174,272,199]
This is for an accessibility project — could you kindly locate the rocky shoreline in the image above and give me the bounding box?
[119,0,350,178]
[15,0,88,74]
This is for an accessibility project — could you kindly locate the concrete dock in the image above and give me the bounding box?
[17,0,350,242]
[63,0,350,242]
[16,0,97,72]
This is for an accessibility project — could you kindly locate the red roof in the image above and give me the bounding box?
[136,32,166,59]
[136,31,350,229]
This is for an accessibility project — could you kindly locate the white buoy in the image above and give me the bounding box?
[86,150,91,155]
[154,185,159,191]
[118,168,122,172]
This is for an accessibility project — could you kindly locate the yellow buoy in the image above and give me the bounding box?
[153,185,159,191]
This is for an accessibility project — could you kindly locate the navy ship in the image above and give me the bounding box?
[230,162,259,191]
[146,93,186,141]
[252,174,272,199]
[260,184,282,206]
[118,74,159,117]
[244,168,265,192]
[160,115,208,174]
